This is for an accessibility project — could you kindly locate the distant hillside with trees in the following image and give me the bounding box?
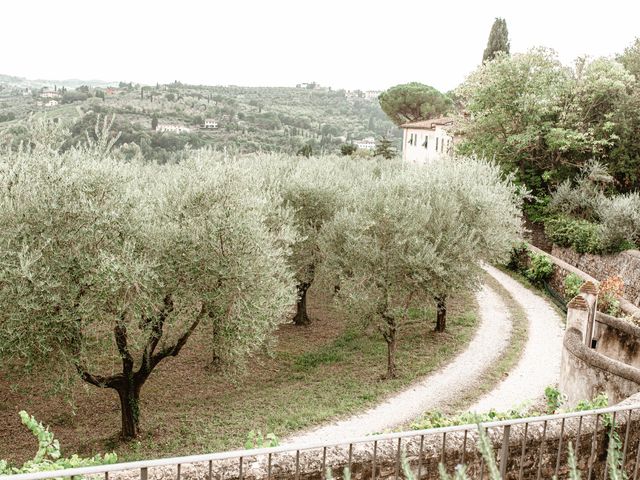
[0,80,401,162]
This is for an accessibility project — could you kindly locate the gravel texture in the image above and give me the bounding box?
[470,264,564,413]
[283,266,565,446]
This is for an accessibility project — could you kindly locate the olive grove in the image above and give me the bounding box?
[0,121,524,437]
[320,158,523,378]
[0,126,297,439]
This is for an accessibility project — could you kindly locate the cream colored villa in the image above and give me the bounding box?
[401,117,454,164]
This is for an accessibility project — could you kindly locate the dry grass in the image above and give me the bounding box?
[0,288,477,464]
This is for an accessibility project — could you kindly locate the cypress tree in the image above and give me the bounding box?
[482,18,510,62]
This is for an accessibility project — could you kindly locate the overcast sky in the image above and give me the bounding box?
[3,0,639,91]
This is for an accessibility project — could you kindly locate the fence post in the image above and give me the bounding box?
[500,425,511,479]
[580,282,599,347]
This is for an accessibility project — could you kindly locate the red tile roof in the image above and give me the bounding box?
[400,117,454,130]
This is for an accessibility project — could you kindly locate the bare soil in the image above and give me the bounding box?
[0,289,477,464]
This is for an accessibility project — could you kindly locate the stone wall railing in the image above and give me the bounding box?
[527,244,640,321]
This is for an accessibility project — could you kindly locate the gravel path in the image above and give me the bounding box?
[469,264,564,413]
[283,283,512,445]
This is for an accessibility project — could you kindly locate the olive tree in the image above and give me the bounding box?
[249,155,352,326]
[321,157,522,378]
[0,142,296,439]
[280,158,352,325]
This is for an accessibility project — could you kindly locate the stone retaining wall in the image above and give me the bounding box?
[594,312,640,369]
[551,247,640,308]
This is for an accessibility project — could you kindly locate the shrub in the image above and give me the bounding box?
[525,252,554,284]
[597,193,640,252]
[544,215,602,253]
[0,411,116,475]
[544,385,566,413]
[563,273,585,299]
[244,430,279,449]
[505,242,529,273]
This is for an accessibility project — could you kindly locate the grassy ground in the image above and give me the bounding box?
[0,288,478,464]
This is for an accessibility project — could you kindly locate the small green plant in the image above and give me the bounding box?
[564,273,585,299]
[544,385,566,413]
[413,391,607,431]
[0,411,117,476]
[244,430,279,449]
[599,277,624,317]
[525,252,554,284]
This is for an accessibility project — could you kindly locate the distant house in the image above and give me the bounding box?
[203,119,218,129]
[40,91,60,99]
[44,100,59,107]
[364,90,382,100]
[22,88,32,97]
[296,82,318,89]
[156,124,192,134]
[401,117,454,164]
[354,137,376,150]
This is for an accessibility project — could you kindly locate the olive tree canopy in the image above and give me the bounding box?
[321,157,523,378]
[0,134,297,439]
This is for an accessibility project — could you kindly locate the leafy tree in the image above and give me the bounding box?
[297,143,313,157]
[321,158,522,377]
[618,37,640,81]
[0,127,296,439]
[340,143,357,156]
[151,113,158,131]
[374,137,396,159]
[378,83,452,126]
[457,48,640,194]
[483,18,510,62]
[276,158,350,325]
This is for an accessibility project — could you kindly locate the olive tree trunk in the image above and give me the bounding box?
[116,379,143,439]
[78,296,204,440]
[381,312,398,379]
[293,282,311,325]
[435,294,447,332]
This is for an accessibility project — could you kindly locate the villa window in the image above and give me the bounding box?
[436,137,439,152]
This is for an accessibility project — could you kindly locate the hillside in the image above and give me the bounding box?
[0,79,400,161]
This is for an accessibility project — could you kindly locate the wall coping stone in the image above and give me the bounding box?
[596,311,640,339]
[564,327,640,385]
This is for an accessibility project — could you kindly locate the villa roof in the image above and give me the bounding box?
[400,117,454,130]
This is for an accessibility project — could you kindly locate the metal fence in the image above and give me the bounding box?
[3,402,640,480]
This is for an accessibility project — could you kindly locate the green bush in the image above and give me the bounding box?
[544,216,602,253]
[544,385,566,413]
[563,273,585,299]
[244,430,279,449]
[525,252,554,284]
[0,411,116,475]
[597,193,640,252]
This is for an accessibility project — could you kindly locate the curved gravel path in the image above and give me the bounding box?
[470,264,564,413]
[283,283,512,445]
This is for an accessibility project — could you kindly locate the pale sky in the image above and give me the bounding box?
[3,0,639,92]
